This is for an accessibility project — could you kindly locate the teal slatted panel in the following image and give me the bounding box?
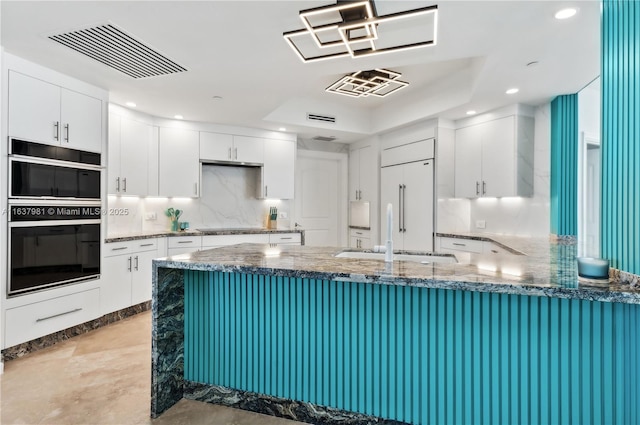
[184,271,640,424]
[550,94,578,236]
[602,0,640,274]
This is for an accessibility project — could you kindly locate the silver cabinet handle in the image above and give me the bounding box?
[177,240,193,244]
[281,237,293,240]
[123,177,127,193]
[228,147,232,159]
[116,177,120,193]
[482,181,486,195]
[140,243,154,247]
[476,181,480,195]
[54,121,60,141]
[36,308,82,322]
[127,256,132,271]
[355,189,359,200]
[453,242,466,247]
[111,246,128,251]
[64,123,70,142]
[398,184,403,233]
[402,184,407,233]
[134,255,139,271]
[265,186,268,197]
[234,147,238,160]
[194,182,198,196]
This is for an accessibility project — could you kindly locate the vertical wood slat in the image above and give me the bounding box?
[601,0,640,274]
[184,271,640,424]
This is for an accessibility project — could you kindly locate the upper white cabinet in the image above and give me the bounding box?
[262,139,295,199]
[158,127,200,197]
[454,115,534,198]
[108,114,155,196]
[200,132,264,164]
[349,145,374,201]
[8,71,102,152]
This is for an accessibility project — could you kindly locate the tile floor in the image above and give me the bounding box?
[1,311,307,425]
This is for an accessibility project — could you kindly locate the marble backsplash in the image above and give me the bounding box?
[107,165,292,236]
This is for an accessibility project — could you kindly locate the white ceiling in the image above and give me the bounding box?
[0,0,600,143]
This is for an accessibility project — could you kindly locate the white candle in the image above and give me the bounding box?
[387,203,393,241]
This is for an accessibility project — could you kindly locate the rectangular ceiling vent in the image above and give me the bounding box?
[307,113,336,124]
[312,136,337,142]
[48,23,188,79]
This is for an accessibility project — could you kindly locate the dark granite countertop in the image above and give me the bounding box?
[153,241,640,305]
[105,228,305,243]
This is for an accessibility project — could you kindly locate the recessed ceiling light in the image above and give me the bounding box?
[555,8,577,20]
[174,115,183,119]
[506,88,519,95]
[125,101,136,108]
[466,110,477,115]
[279,127,287,131]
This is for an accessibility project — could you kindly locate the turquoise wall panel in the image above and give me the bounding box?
[184,271,640,425]
[601,0,640,274]
[550,94,578,236]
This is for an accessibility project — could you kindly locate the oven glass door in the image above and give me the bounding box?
[9,223,101,295]
[11,160,101,199]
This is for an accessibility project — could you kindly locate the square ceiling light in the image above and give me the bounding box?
[326,69,408,97]
[284,0,438,63]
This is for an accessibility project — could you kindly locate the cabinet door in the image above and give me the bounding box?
[402,160,434,251]
[348,148,360,201]
[158,127,200,197]
[101,255,132,314]
[107,115,122,194]
[131,250,156,304]
[454,125,483,198]
[120,118,152,196]
[380,165,404,249]
[200,132,233,161]
[481,116,515,197]
[358,146,374,201]
[60,88,103,153]
[233,136,264,164]
[263,139,295,199]
[8,71,61,145]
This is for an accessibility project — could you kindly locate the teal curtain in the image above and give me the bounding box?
[550,94,578,236]
[601,0,640,274]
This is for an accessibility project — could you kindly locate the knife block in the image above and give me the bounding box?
[267,218,277,229]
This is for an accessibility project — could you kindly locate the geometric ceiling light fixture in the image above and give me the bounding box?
[283,0,438,63]
[326,68,408,97]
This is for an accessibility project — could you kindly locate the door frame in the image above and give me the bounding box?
[295,149,349,247]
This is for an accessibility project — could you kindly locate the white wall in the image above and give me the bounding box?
[468,104,551,236]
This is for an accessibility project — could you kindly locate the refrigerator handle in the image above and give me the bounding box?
[398,184,403,232]
[402,184,407,232]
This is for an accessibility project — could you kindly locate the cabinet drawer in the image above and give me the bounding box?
[133,239,158,252]
[439,237,483,253]
[167,236,202,249]
[5,288,100,347]
[269,233,301,244]
[104,241,133,257]
[349,229,371,238]
[483,242,512,255]
[202,234,269,248]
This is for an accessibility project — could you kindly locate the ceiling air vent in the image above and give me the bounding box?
[312,136,337,142]
[48,23,188,79]
[307,113,336,124]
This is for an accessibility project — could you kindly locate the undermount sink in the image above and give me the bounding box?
[335,251,457,264]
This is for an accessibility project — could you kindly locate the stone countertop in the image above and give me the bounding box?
[153,241,640,305]
[105,228,305,243]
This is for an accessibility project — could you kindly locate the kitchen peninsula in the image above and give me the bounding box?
[152,241,640,425]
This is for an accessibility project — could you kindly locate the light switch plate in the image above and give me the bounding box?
[476,220,486,229]
[279,211,288,219]
[145,212,157,220]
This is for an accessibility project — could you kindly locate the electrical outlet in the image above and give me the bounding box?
[279,211,288,219]
[145,212,157,221]
[476,220,486,229]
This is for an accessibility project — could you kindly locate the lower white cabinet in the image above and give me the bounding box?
[201,234,269,249]
[269,233,301,245]
[4,288,101,347]
[167,235,202,256]
[102,240,158,314]
[439,237,484,254]
[350,229,371,249]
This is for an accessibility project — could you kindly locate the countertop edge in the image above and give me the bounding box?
[106,228,305,243]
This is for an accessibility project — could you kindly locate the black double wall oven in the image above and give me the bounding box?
[8,139,102,296]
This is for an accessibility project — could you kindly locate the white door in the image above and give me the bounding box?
[481,116,515,197]
[263,139,295,199]
[60,88,103,153]
[294,151,347,247]
[120,118,152,196]
[454,125,483,198]
[158,127,200,197]
[402,160,434,251]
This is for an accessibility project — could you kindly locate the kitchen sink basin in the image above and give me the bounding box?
[335,251,457,264]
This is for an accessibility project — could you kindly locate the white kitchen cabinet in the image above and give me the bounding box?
[167,235,202,256]
[200,132,264,164]
[8,71,102,152]
[380,140,435,251]
[158,127,200,197]
[349,229,371,249]
[438,236,484,254]
[4,288,101,348]
[349,145,374,201]
[262,139,295,199]
[269,233,301,245]
[454,115,534,198]
[102,240,159,314]
[108,114,154,196]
